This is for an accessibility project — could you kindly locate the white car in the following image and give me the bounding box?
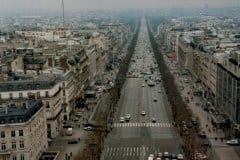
[142,84,145,87]
[120,117,125,123]
[163,152,170,158]
[226,139,239,145]
[141,111,146,116]
[177,154,184,159]
[148,154,154,160]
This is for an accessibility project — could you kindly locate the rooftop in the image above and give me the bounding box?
[0,99,43,125]
[0,69,73,92]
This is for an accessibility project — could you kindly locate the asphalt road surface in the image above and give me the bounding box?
[101,18,181,160]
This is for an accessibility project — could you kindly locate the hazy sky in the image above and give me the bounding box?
[0,0,239,11]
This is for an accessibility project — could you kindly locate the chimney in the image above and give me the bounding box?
[5,105,8,114]
[26,102,28,109]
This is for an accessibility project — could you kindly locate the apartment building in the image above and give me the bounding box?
[177,35,194,71]
[216,50,240,131]
[0,69,75,138]
[15,29,71,42]
[0,100,47,160]
[68,49,90,95]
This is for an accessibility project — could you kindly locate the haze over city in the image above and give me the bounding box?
[0,0,240,159]
[0,0,240,12]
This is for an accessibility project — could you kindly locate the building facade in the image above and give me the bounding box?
[0,70,75,138]
[216,51,240,132]
[0,100,47,160]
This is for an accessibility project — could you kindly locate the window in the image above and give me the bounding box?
[46,101,50,108]
[10,93,13,100]
[11,130,15,137]
[45,91,49,97]
[0,131,5,138]
[37,92,40,99]
[18,118,23,123]
[10,118,15,123]
[20,154,24,160]
[18,85,23,89]
[1,143,6,151]
[0,119,4,124]
[36,84,40,89]
[20,141,24,148]
[12,155,17,160]
[12,142,16,149]
[19,130,23,136]
[19,92,23,98]
[27,84,31,89]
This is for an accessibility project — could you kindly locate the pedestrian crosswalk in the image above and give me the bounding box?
[113,122,172,128]
[103,146,162,158]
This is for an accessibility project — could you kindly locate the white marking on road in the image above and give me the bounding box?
[113,147,117,156]
[160,123,163,127]
[106,147,110,156]
[113,122,173,128]
[126,147,129,156]
[116,147,120,156]
[109,147,113,156]
[155,150,158,156]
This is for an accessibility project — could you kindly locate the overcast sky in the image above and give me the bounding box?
[0,0,239,12]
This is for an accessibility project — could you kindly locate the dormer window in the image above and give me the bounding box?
[10,118,15,123]
[27,84,32,89]
[18,118,23,123]
[0,119,5,124]
[36,84,40,89]
[18,85,23,89]
[8,85,13,90]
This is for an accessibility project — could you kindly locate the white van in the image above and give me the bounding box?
[148,154,154,160]
[66,128,73,136]
[184,78,189,83]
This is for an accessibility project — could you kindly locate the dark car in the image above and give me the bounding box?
[68,138,78,144]
[171,153,177,159]
[63,124,73,129]
[198,131,207,138]
[151,118,156,123]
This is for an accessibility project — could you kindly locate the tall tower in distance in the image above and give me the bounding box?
[62,0,65,28]
[204,0,209,15]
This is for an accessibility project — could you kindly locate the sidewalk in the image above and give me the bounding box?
[164,55,240,160]
[48,70,118,160]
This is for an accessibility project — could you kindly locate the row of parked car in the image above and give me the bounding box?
[148,152,184,160]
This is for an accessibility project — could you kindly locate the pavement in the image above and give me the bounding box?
[163,53,240,160]
[47,97,99,160]
[47,66,120,160]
